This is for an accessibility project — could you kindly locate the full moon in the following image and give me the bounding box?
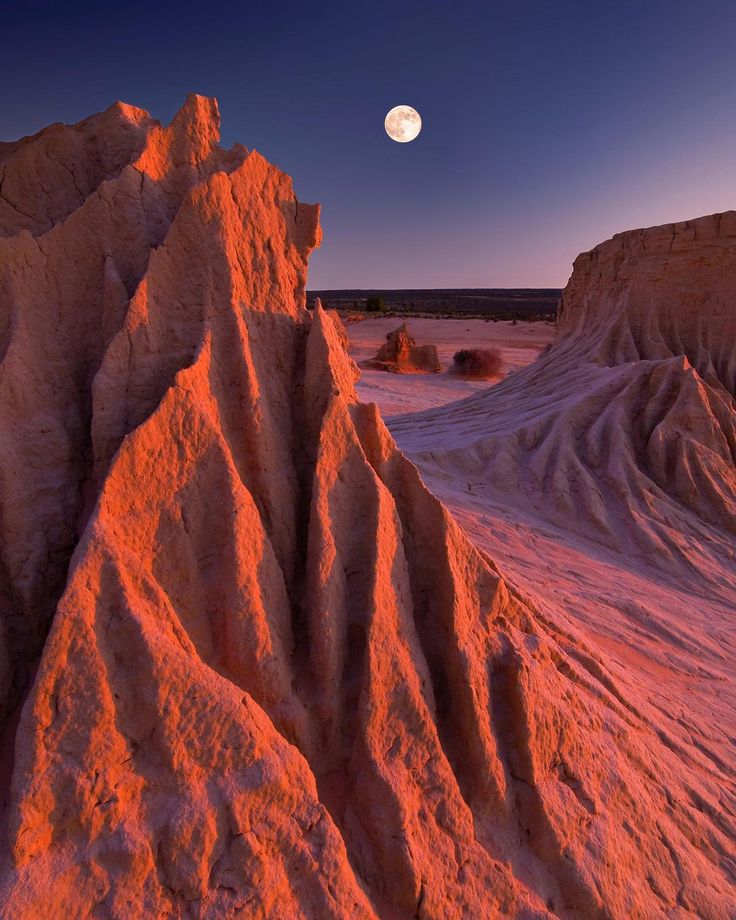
[384,105,422,143]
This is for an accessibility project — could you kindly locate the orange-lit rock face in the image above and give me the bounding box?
[0,100,733,919]
[363,321,442,374]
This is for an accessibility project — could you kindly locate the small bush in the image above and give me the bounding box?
[451,347,503,379]
[366,296,385,313]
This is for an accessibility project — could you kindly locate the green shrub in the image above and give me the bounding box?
[366,296,385,313]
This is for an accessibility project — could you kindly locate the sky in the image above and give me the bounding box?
[2,0,735,288]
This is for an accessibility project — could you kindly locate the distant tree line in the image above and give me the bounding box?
[365,296,385,313]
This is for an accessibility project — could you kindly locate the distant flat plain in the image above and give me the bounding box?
[308,288,561,321]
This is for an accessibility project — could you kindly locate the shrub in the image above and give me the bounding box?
[366,295,385,313]
[451,347,503,379]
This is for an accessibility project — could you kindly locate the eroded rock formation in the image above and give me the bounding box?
[0,100,733,919]
[362,322,441,374]
[394,213,736,566]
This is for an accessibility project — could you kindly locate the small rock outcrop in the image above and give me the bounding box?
[0,101,732,919]
[363,322,441,373]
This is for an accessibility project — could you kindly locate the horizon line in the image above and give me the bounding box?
[306,286,564,293]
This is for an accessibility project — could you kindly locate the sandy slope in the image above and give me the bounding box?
[354,312,736,818]
[389,216,736,918]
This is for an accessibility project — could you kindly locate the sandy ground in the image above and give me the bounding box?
[348,316,554,416]
[366,318,735,792]
[422,483,736,777]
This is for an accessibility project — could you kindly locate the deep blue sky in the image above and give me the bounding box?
[2,1,735,287]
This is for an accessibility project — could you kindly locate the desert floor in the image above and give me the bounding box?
[348,316,555,415]
[349,315,735,784]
